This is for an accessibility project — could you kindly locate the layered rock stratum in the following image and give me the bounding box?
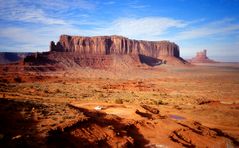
[50,35,180,58]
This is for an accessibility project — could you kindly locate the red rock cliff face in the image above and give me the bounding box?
[50,35,180,58]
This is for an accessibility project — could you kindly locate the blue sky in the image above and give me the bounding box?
[0,0,239,61]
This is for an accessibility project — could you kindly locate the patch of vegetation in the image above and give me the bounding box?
[115,98,123,104]
[152,99,168,105]
[55,89,61,93]
[51,117,58,120]
[14,76,22,83]
[44,89,49,93]
[0,79,9,83]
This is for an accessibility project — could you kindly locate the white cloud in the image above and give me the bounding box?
[0,0,95,25]
[39,0,96,10]
[0,28,42,43]
[89,17,187,40]
[0,25,85,51]
[0,16,187,51]
[0,0,67,25]
[13,9,66,25]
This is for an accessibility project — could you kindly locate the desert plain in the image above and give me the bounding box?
[0,61,239,147]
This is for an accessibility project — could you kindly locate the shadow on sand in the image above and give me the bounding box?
[47,104,150,147]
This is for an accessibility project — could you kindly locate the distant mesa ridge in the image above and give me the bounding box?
[50,35,180,58]
[0,52,30,64]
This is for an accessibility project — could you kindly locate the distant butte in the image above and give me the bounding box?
[189,49,217,63]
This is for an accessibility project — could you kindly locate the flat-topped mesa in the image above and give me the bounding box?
[50,35,180,58]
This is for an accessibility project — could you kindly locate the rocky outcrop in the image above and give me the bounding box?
[189,50,216,63]
[50,35,180,59]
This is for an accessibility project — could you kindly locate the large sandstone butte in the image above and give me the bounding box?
[22,35,186,71]
[189,49,216,63]
[50,35,180,59]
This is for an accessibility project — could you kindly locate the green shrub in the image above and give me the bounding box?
[152,99,168,105]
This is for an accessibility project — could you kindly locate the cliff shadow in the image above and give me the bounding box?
[105,39,113,55]
[139,54,163,66]
[47,104,150,147]
[177,57,189,64]
[0,98,44,147]
[24,53,57,65]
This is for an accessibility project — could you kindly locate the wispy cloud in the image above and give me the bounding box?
[0,0,66,25]
[38,0,96,10]
[174,18,239,41]
[0,0,96,51]
[0,16,187,51]
[103,1,116,5]
[128,0,150,9]
[0,25,84,51]
[1,15,239,52]
[90,17,187,40]
[130,5,149,9]
[4,9,66,25]
[0,0,95,25]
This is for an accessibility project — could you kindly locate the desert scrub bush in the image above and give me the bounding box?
[115,98,123,104]
[44,89,49,93]
[81,93,89,98]
[51,117,58,120]
[152,93,158,96]
[98,93,104,98]
[152,99,168,105]
[0,79,9,83]
[63,115,75,120]
[174,105,182,110]
[55,89,61,93]
[14,76,22,83]
[59,120,64,123]
[50,123,57,127]
[123,99,130,102]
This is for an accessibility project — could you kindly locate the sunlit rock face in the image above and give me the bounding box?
[50,35,180,58]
